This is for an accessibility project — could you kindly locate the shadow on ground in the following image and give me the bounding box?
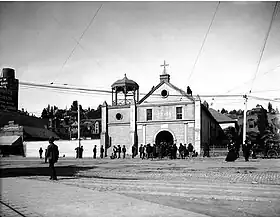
[0,166,96,178]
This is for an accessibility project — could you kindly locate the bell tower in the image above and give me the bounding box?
[111,74,139,106]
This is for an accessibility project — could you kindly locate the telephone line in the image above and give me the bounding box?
[249,1,278,93]
[20,81,244,98]
[188,1,220,83]
[58,4,103,76]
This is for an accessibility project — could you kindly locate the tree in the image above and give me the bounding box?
[221,108,228,114]
[256,107,269,148]
[41,108,48,119]
[223,126,237,142]
[237,109,243,115]
[229,109,237,115]
[71,100,78,111]
[268,102,273,113]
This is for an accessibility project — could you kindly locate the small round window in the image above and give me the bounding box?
[116,113,123,120]
[161,89,168,98]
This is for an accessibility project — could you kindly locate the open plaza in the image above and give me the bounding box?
[1,156,280,217]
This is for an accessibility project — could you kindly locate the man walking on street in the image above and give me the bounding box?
[122,145,126,159]
[46,137,59,180]
[93,145,97,159]
[132,144,136,158]
[117,145,121,159]
[243,140,251,162]
[139,144,144,159]
[39,147,43,159]
[100,145,104,158]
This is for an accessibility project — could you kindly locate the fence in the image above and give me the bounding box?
[24,139,100,158]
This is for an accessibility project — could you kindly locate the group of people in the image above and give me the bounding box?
[75,146,84,158]
[110,145,126,159]
[131,143,198,160]
[225,139,253,162]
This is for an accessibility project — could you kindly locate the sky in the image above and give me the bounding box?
[0,1,279,116]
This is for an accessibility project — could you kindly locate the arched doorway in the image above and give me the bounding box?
[155,130,174,146]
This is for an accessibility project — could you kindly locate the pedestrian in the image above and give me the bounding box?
[122,145,126,159]
[79,146,84,158]
[113,146,117,158]
[203,143,210,157]
[142,145,146,160]
[93,145,97,159]
[75,147,79,158]
[100,145,104,158]
[179,143,184,159]
[45,136,59,180]
[187,143,194,158]
[139,144,144,159]
[183,144,188,159]
[39,147,43,159]
[242,140,251,162]
[225,141,237,162]
[173,143,178,159]
[117,145,121,159]
[132,144,136,158]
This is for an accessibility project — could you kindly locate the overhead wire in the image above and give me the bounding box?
[249,1,279,94]
[58,4,103,78]
[188,1,220,83]
[20,81,245,98]
[225,64,280,94]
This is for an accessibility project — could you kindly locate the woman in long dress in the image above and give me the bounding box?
[225,141,237,162]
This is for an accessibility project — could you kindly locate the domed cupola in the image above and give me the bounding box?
[111,74,139,106]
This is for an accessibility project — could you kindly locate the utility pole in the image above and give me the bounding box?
[78,101,81,158]
[243,95,248,145]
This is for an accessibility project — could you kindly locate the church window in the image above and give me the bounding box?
[94,121,99,134]
[116,113,123,120]
[161,89,168,98]
[176,107,182,119]
[147,109,152,121]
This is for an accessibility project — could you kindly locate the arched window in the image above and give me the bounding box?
[94,121,99,134]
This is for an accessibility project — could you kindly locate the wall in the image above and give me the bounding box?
[137,103,194,123]
[200,107,223,148]
[24,139,100,158]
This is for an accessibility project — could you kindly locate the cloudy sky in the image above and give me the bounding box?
[0,1,279,116]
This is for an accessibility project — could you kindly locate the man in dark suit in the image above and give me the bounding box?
[93,145,97,159]
[46,136,59,180]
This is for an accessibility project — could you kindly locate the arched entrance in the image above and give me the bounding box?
[155,130,174,146]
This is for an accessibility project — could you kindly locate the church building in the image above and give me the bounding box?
[101,62,223,156]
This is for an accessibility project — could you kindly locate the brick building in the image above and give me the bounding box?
[101,63,223,155]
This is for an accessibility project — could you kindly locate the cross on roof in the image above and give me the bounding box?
[160,60,169,74]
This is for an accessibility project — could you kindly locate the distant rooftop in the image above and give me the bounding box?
[208,108,237,123]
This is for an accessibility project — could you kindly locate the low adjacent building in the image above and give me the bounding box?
[208,108,238,130]
[0,120,59,157]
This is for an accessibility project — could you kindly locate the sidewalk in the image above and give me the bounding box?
[0,177,210,217]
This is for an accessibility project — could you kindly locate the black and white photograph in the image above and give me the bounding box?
[0,1,280,216]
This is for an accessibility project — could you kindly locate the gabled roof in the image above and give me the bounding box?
[23,126,59,140]
[0,135,21,146]
[138,80,194,104]
[208,108,237,123]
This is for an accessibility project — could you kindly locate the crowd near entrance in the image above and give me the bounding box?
[155,130,174,147]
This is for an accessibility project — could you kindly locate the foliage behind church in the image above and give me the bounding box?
[40,101,101,140]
